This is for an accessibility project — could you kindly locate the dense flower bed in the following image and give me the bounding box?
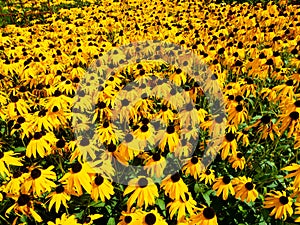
[0,0,300,224]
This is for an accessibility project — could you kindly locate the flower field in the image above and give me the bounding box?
[1,0,300,224]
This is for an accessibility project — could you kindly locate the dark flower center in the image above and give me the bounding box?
[85,217,91,223]
[211,74,218,80]
[55,186,64,193]
[52,106,59,112]
[124,215,132,223]
[0,152,4,159]
[290,111,299,120]
[203,207,216,219]
[166,125,175,134]
[33,132,43,140]
[237,152,243,159]
[103,121,110,128]
[10,96,19,103]
[31,168,41,179]
[222,175,231,184]
[152,153,161,161]
[185,102,194,111]
[17,117,25,124]
[245,182,254,190]
[279,196,289,205]
[191,156,198,164]
[141,125,149,132]
[145,213,156,225]
[142,118,150,125]
[161,105,168,112]
[95,175,104,185]
[228,95,234,100]
[17,194,30,206]
[225,133,235,142]
[235,104,243,112]
[286,79,294,86]
[294,100,300,107]
[121,99,130,106]
[56,139,65,148]
[13,171,22,178]
[235,95,243,102]
[176,68,182,74]
[108,143,117,152]
[38,109,47,117]
[261,115,271,124]
[72,162,82,173]
[205,170,211,175]
[125,133,133,142]
[138,178,148,188]
[171,172,181,182]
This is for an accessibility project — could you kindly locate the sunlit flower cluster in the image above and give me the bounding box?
[0,0,300,224]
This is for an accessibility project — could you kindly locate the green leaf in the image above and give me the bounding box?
[75,210,85,220]
[156,198,165,211]
[107,218,116,225]
[202,190,213,206]
[89,201,105,208]
[14,146,26,152]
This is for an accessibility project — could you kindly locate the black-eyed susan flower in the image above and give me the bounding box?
[118,209,144,225]
[167,192,197,222]
[182,156,205,179]
[228,152,246,170]
[161,172,188,200]
[141,209,168,225]
[123,176,159,209]
[220,132,237,160]
[144,153,167,178]
[263,191,293,220]
[0,151,23,177]
[90,174,114,202]
[60,162,94,196]
[47,213,80,225]
[26,131,54,158]
[199,169,215,185]
[232,176,258,203]
[6,194,42,222]
[212,175,235,200]
[22,165,56,197]
[189,206,218,225]
[46,185,70,213]
[157,125,180,153]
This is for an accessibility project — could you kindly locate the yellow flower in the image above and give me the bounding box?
[212,175,235,200]
[263,191,293,220]
[22,165,56,197]
[60,162,94,196]
[282,163,300,189]
[47,185,71,213]
[199,169,215,185]
[182,156,205,179]
[189,206,218,225]
[90,174,114,202]
[0,151,23,177]
[161,172,188,200]
[123,176,159,210]
[167,192,197,222]
[47,213,80,225]
[6,194,42,222]
[232,176,258,203]
[228,152,246,170]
